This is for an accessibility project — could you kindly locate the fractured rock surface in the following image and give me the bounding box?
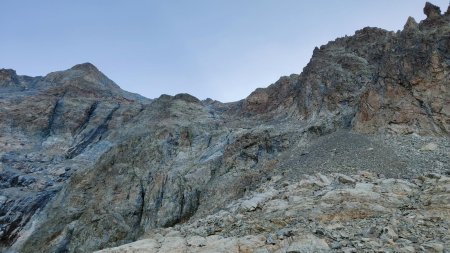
[96,172,450,252]
[1,2,449,253]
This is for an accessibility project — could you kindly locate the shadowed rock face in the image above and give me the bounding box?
[1,3,449,253]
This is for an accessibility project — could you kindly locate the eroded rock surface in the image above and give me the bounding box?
[1,2,449,253]
[96,172,450,252]
[242,2,450,135]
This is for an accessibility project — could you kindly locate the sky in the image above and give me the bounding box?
[1,1,449,102]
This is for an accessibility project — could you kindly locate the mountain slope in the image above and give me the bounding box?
[242,3,450,135]
[0,2,449,253]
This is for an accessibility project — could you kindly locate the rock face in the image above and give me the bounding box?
[0,63,148,250]
[96,172,450,252]
[0,3,449,253]
[242,2,450,135]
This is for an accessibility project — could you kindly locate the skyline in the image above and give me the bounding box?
[1,1,449,102]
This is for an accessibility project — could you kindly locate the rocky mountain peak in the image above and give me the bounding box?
[0,68,17,77]
[173,93,201,103]
[404,16,419,30]
[0,68,19,87]
[424,2,442,19]
[41,62,123,98]
[70,62,101,73]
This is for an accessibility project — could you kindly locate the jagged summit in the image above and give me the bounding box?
[421,1,450,27]
[404,16,419,30]
[424,1,442,18]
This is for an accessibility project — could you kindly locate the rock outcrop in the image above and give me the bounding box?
[0,2,449,253]
[96,172,450,252]
[241,2,450,135]
[0,69,37,90]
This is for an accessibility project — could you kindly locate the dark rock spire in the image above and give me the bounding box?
[424,2,441,19]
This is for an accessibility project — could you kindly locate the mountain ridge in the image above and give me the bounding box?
[0,2,449,252]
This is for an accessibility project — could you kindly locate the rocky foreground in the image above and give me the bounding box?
[1,2,449,253]
[96,171,450,253]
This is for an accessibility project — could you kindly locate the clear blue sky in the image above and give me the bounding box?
[1,1,448,102]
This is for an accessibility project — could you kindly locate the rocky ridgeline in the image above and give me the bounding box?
[0,2,449,253]
[242,2,450,135]
[96,172,450,252]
